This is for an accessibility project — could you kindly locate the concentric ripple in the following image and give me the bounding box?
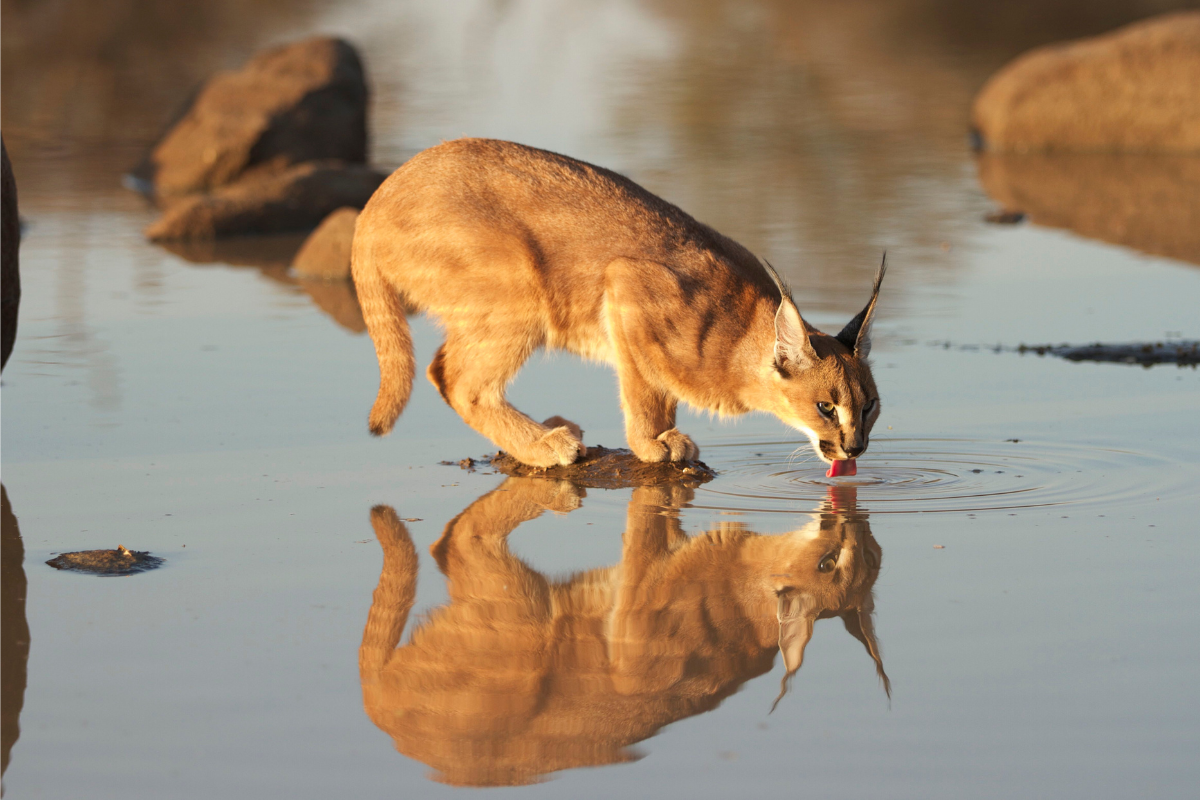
[693,437,1188,514]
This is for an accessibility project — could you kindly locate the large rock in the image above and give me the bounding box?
[972,12,1200,153]
[2,138,19,371]
[291,207,358,280]
[977,153,1200,266]
[133,36,368,196]
[145,161,385,241]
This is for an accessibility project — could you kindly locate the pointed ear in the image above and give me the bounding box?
[760,259,817,371]
[771,591,818,712]
[841,593,891,700]
[835,253,886,359]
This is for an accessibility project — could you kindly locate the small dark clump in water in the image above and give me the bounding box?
[47,545,164,576]
[984,210,1025,224]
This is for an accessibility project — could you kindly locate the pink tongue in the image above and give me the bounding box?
[826,459,857,478]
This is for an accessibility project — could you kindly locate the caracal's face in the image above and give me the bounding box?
[773,336,881,464]
[768,513,883,626]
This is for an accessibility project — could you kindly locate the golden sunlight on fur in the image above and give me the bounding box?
[358,480,887,786]
[352,139,885,467]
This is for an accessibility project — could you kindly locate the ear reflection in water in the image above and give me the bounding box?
[359,479,886,787]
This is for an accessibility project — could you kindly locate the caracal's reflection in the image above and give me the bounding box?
[359,478,886,786]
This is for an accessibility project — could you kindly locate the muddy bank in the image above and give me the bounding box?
[46,546,164,576]
[487,446,716,490]
[977,153,1200,266]
[932,339,1199,366]
[1018,340,1199,366]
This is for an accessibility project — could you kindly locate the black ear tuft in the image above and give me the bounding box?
[835,253,886,356]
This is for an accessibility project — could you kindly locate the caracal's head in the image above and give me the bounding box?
[768,486,888,709]
[760,258,885,472]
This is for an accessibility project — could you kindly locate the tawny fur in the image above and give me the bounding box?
[353,138,884,467]
[359,479,886,786]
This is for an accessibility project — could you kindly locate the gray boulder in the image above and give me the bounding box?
[133,36,368,197]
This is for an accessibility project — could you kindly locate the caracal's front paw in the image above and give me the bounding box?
[543,416,584,442]
[630,428,700,462]
[524,425,586,467]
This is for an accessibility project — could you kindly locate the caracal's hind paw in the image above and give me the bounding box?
[630,428,700,462]
[543,416,584,442]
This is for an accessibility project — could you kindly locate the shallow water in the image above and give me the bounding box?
[3,1,1199,797]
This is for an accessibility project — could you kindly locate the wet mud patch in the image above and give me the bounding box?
[486,445,716,489]
[46,546,164,576]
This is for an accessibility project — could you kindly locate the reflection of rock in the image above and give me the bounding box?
[292,207,358,280]
[977,153,1200,265]
[131,37,368,197]
[1,486,29,782]
[297,278,366,333]
[145,161,385,240]
[490,445,715,489]
[46,545,164,576]
[972,13,1200,153]
[159,233,367,334]
[158,232,308,271]
[1,138,20,371]
[360,481,885,786]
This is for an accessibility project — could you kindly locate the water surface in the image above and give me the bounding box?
[3,1,1199,798]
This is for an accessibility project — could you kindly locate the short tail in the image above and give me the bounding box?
[352,232,415,436]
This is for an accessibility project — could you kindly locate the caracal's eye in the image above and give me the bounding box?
[816,401,836,419]
[818,553,838,573]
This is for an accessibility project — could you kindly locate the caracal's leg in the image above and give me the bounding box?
[604,258,699,462]
[427,330,585,468]
[611,357,698,462]
[605,327,697,462]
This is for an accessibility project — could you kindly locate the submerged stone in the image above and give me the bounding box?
[489,445,715,489]
[46,546,164,576]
